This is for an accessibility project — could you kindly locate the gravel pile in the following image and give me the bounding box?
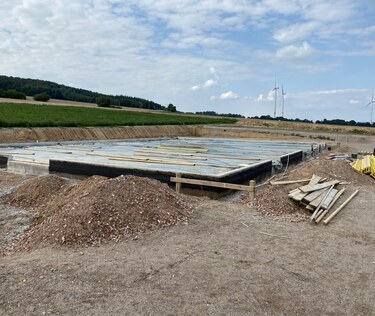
[4,175,69,209]
[6,175,193,250]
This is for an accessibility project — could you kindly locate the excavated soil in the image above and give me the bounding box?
[3,175,70,209]
[4,175,193,252]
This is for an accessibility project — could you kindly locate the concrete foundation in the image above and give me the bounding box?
[0,137,322,195]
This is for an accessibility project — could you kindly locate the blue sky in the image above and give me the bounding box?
[0,0,374,121]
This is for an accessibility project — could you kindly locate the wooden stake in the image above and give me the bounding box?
[249,180,256,200]
[175,173,182,194]
[323,190,359,225]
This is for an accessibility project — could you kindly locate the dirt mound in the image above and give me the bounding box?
[3,175,69,209]
[286,156,374,186]
[8,175,193,250]
[244,156,373,221]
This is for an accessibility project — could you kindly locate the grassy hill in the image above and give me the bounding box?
[0,75,163,110]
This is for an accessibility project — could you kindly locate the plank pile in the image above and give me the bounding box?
[287,174,356,224]
[326,153,351,161]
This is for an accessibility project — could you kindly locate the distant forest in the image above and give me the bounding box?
[0,75,164,110]
[251,115,375,128]
[195,111,245,118]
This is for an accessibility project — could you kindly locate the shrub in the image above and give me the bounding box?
[96,96,112,107]
[0,89,26,100]
[33,93,50,102]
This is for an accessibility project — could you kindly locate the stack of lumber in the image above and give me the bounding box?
[287,174,355,224]
[326,153,351,161]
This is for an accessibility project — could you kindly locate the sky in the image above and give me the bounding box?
[0,0,374,122]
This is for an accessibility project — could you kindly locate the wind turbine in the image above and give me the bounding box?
[367,88,375,125]
[281,85,286,118]
[272,80,279,118]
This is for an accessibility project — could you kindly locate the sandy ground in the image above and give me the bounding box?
[0,131,374,315]
[0,186,374,315]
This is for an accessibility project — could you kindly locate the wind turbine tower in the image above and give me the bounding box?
[272,81,279,118]
[367,88,375,125]
[281,85,286,118]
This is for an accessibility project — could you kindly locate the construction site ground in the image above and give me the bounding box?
[0,132,374,315]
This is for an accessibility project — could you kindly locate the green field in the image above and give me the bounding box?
[0,103,236,127]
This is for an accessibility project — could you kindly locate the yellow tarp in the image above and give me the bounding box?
[351,154,375,178]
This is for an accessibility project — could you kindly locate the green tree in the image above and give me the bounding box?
[96,96,112,107]
[167,103,176,112]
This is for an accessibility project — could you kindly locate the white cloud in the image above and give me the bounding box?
[211,91,239,100]
[276,42,314,59]
[202,79,217,88]
[273,22,319,43]
[302,1,354,22]
[209,67,217,75]
[255,90,274,102]
[190,79,217,91]
[349,99,360,104]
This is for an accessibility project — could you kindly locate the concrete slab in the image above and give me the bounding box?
[0,137,322,185]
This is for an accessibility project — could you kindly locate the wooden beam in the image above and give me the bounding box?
[310,185,335,221]
[323,190,359,225]
[270,178,311,185]
[170,176,255,192]
[315,188,346,224]
[299,180,340,193]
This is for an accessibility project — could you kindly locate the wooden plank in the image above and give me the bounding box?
[270,178,311,185]
[288,188,301,195]
[309,174,322,185]
[302,188,329,203]
[299,180,340,193]
[306,205,315,211]
[0,152,35,156]
[170,177,255,192]
[310,185,335,220]
[321,188,339,209]
[308,189,331,209]
[109,157,195,166]
[136,152,208,161]
[136,149,262,161]
[289,190,308,202]
[323,190,359,225]
[157,145,208,152]
[315,188,346,224]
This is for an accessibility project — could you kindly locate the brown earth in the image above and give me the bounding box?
[2,175,192,252]
[244,151,375,222]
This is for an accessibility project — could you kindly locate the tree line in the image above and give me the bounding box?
[0,75,163,110]
[251,115,374,127]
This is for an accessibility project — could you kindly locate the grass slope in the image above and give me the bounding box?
[0,103,236,127]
